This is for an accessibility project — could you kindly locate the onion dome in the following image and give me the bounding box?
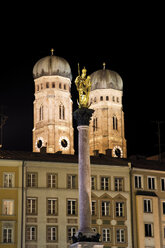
[90,63,123,91]
[33,50,72,80]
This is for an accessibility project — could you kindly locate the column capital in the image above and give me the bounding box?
[73,108,94,126]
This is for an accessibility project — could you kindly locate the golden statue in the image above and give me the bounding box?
[75,64,92,108]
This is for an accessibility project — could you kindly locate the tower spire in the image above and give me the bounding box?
[50,48,54,56]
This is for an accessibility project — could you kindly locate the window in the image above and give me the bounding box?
[102,228,111,242]
[52,82,55,88]
[46,82,49,88]
[59,104,65,120]
[101,201,110,216]
[67,199,77,215]
[39,105,44,121]
[106,96,109,101]
[47,174,57,188]
[116,229,125,243]
[94,97,97,103]
[26,198,37,215]
[117,97,119,103]
[36,85,39,91]
[144,223,153,237]
[112,96,115,102]
[134,175,142,189]
[67,175,77,189]
[67,227,77,242]
[47,199,58,215]
[27,173,38,187]
[144,199,152,213]
[26,226,37,241]
[41,84,43,90]
[162,202,165,215]
[163,226,165,239]
[161,178,165,191]
[91,200,97,216]
[113,116,118,130]
[91,176,97,190]
[148,177,156,190]
[93,117,98,132]
[3,200,14,215]
[100,96,103,101]
[3,228,13,243]
[3,173,14,188]
[101,177,110,190]
[116,202,124,217]
[114,178,124,191]
[59,83,61,89]
[47,226,57,242]
[64,84,66,90]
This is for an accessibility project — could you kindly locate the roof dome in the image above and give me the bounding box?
[90,67,123,91]
[33,55,72,80]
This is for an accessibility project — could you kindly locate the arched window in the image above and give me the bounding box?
[52,82,55,88]
[113,116,118,130]
[93,117,98,132]
[39,105,44,121]
[59,104,65,120]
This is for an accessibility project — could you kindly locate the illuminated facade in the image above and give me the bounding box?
[130,161,165,248]
[32,53,74,154]
[0,159,22,248]
[89,65,127,158]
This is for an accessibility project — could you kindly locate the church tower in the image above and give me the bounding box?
[89,64,127,158]
[32,51,74,154]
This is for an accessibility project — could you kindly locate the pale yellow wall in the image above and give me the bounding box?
[0,160,22,248]
[24,161,131,248]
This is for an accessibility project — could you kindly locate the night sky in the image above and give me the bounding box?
[0,3,164,157]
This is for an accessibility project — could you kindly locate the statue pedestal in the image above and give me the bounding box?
[70,242,104,248]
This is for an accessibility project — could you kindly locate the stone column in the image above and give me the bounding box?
[71,108,103,248]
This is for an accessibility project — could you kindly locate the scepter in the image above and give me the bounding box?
[78,63,80,76]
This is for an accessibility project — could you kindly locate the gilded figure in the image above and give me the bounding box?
[75,65,92,108]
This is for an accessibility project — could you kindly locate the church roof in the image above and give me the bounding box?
[33,55,72,80]
[90,68,123,91]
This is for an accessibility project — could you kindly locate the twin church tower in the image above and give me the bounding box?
[32,52,127,158]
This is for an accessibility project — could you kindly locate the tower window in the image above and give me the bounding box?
[100,96,103,101]
[36,85,39,91]
[117,97,119,103]
[112,96,115,102]
[113,116,118,130]
[39,105,44,121]
[41,84,43,90]
[52,82,55,88]
[94,97,97,103]
[59,83,61,89]
[64,84,66,90]
[46,82,49,88]
[106,96,109,101]
[93,117,98,132]
[59,104,65,120]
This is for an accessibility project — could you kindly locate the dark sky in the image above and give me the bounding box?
[0,2,164,157]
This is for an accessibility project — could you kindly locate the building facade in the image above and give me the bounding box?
[0,151,132,248]
[0,158,22,248]
[130,160,165,248]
